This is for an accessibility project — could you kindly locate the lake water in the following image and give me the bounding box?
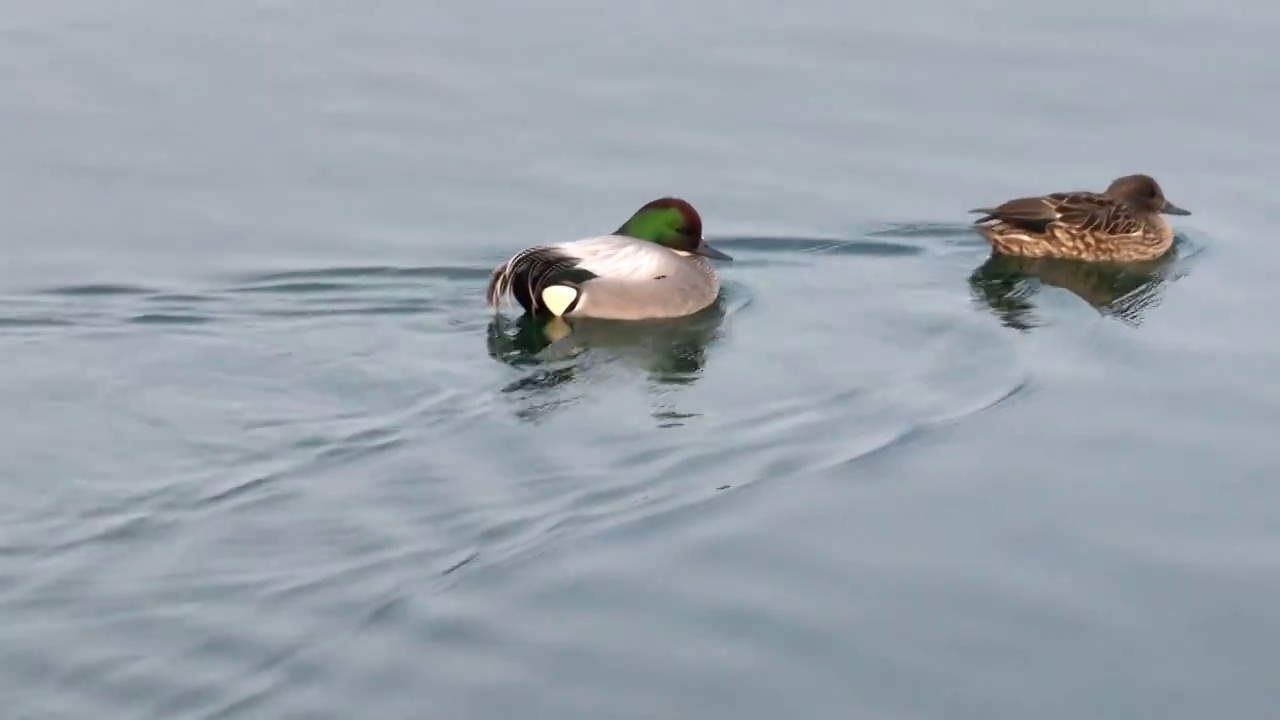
[2,2,1279,718]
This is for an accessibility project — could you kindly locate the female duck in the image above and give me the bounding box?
[486,197,732,320]
[970,174,1191,262]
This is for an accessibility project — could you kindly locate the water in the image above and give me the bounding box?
[2,2,1279,718]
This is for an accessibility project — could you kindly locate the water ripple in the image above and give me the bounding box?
[240,265,493,282]
[711,234,924,256]
[2,264,498,331]
[130,313,215,325]
[39,283,158,297]
[0,221,1218,719]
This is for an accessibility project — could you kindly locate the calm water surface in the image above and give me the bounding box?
[2,2,1279,718]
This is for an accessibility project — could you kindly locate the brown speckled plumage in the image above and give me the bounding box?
[970,174,1191,262]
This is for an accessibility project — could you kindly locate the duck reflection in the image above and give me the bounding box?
[484,300,727,422]
[969,249,1188,330]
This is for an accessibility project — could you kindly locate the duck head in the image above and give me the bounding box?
[1105,174,1191,216]
[615,197,732,260]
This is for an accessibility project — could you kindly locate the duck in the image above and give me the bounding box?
[969,174,1191,262]
[486,197,732,320]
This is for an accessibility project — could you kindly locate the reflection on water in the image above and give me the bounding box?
[968,247,1191,331]
[484,299,728,423]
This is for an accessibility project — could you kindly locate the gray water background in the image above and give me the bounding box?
[2,1,1279,718]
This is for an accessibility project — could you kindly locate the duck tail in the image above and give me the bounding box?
[486,247,596,316]
[969,208,998,224]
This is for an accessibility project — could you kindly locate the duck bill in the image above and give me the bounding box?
[1162,201,1191,216]
[694,239,732,261]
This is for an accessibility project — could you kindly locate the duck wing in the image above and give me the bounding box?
[562,235,717,320]
[1049,194,1145,235]
[559,235,687,281]
[486,235,689,317]
[971,192,1136,233]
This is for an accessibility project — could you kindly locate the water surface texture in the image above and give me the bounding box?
[3,2,1279,718]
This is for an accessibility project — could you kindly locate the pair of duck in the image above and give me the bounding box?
[487,174,1191,321]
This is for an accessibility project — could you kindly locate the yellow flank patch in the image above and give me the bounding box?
[541,285,579,316]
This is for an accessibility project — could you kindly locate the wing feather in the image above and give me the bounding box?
[972,192,1142,235]
[486,245,597,315]
[558,235,679,280]
[489,235,712,319]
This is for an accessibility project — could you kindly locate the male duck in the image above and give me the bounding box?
[486,197,732,320]
[969,174,1191,262]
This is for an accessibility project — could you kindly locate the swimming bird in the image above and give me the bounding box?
[486,197,732,320]
[969,174,1191,262]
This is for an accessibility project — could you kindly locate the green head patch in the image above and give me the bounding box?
[613,197,732,261]
[615,198,703,250]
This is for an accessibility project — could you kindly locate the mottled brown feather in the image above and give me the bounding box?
[969,175,1188,263]
[976,192,1147,234]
